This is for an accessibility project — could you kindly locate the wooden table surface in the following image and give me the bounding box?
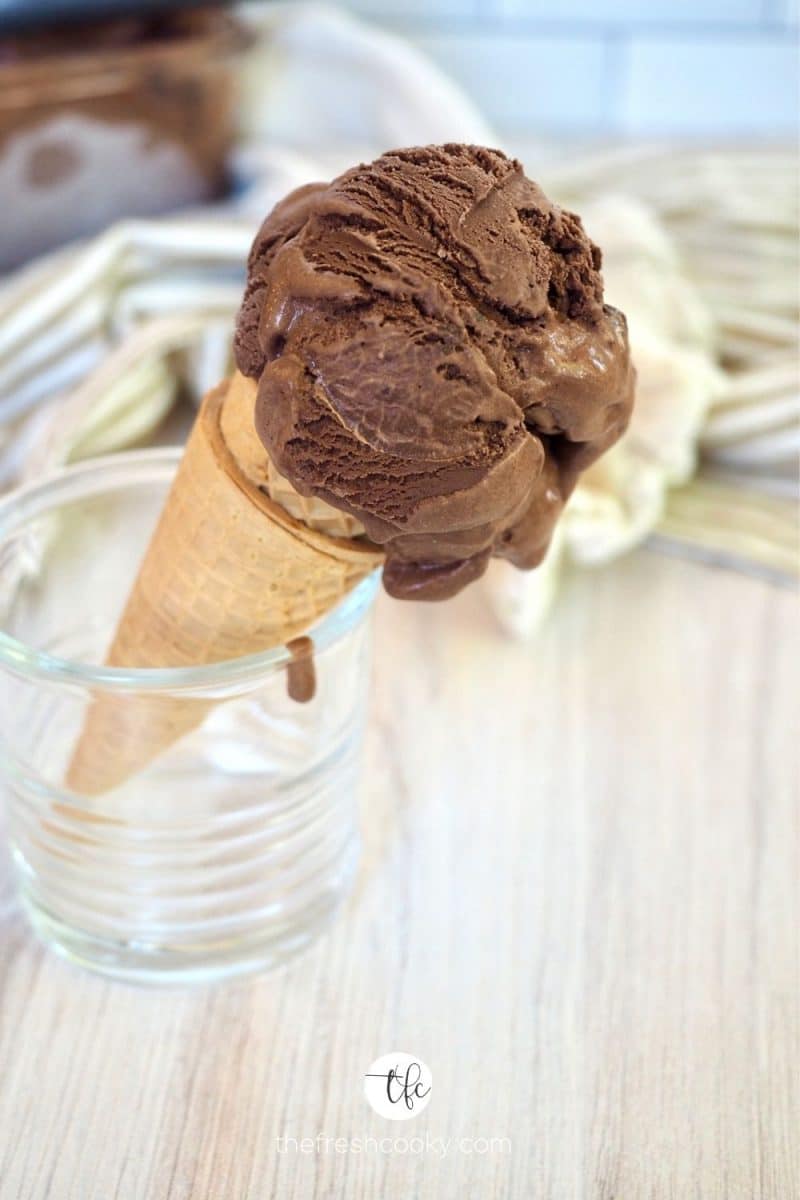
[0,549,797,1200]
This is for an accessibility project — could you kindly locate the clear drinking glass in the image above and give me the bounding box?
[0,449,377,984]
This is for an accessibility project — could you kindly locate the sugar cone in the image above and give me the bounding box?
[65,373,383,795]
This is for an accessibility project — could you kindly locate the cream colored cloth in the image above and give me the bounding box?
[0,8,795,635]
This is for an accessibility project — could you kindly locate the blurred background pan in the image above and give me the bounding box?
[0,0,246,269]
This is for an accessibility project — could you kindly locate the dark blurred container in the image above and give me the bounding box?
[0,5,244,270]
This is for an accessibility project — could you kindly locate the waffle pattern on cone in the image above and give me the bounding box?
[66,379,383,795]
[264,454,365,540]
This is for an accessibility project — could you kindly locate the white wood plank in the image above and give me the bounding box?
[0,550,797,1199]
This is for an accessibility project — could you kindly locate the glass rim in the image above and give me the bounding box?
[0,447,379,694]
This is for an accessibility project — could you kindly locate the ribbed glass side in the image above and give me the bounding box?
[0,451,376,983]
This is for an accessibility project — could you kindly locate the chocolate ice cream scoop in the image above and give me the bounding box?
[235,144,634,600]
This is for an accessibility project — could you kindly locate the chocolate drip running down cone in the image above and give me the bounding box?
[66,372,383,796]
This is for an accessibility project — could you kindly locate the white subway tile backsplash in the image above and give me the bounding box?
[412,33,612,131]
[760,0,799,21]
[622,35,799,134]
[338,1,799,135]
[496,0,764,26]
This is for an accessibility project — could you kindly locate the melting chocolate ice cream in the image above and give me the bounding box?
[235,144,634,600]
